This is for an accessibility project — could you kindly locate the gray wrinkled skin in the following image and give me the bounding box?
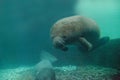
[34,51,57,80]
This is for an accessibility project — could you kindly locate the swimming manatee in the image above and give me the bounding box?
[34,51,57,80]
[50,15,109,51]
[18,51,57,80]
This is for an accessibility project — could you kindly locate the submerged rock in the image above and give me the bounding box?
[86,38,120,69]
[0,65,119,80]
[55,65,119,80]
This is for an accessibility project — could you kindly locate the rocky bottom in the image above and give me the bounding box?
[0,65,119,80]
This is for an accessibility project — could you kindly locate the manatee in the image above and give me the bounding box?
[18,51,57,80]
[34,51,57,80]
[50,16,109,51]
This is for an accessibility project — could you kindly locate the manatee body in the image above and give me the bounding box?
[50,16,103,51]
[18,51,57,80]
[34,51,57,80]
[34,60,56,80]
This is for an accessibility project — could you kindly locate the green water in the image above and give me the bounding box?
[75,0,120,39]
[0,0,120,71]
[0,0,120,80]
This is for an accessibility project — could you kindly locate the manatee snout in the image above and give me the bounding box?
[53,36,68,51]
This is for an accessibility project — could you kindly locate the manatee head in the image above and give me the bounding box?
[53,36,68,51]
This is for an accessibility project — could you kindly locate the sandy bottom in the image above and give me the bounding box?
[0,65,119,80]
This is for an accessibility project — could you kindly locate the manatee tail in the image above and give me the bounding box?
[40,50,57,63]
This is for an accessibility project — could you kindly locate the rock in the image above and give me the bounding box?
[86,38,120,69]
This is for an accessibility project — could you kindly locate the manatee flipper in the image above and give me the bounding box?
[78,37,93,51]
[53,36,68,51]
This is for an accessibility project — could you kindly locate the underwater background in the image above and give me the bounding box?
[0,0,120,80]
[0,0,120,79]
[0,0,76,68]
